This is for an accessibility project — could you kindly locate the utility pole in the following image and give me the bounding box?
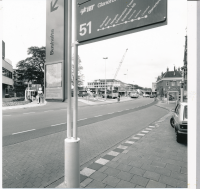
[103,57,108,101]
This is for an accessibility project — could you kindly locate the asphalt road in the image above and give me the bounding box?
[3,98,169,188]
[3,98,153,137]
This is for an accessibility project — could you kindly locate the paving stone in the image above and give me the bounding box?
[125,141,134,144]
[129,166,145,176]
[80,168,96,177]
[102,176,120,187]
[122,143,132,146]
[107,151,119,156]
[128,160,143,168]
[90,171,107,182]
[80,178,93,187]
[113,148,124,153]
[95,158,109,165]
[102,155,115,161]
[154,167,171,177]
[166,163,181,173]
[103,167,121,177]
[135,184,144,188]
[116,180,136,188]
[170,171,187,182]
[116,171,133,182]
[122,150,129,154]
[116,163,132,172]
[141,163,157,172]
[148,155,162,161]
[151,161,166,168]
[159,175,178,187]
[146,180,167,188]
[117,145,128,150]
[181,167,187,174]
[106,161,120,168]
[85,180,106,188]
[176,180,188,188]
[88,163,103,171]
[143,171,161,181]
[98,166,108,173]
[130,175,149,187]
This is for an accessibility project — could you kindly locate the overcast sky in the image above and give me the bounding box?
[2,0,187,88]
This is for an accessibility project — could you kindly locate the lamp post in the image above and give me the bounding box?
[103,57,108,101]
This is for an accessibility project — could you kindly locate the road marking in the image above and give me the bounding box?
[12,129,36,135]
[44,110,53,112]
[51,123,66,127]
[23,112,35,114]
[107,112,114,114]
[3,115,11,116]
[78,118,87,121]
[117,110,122,112]
[94,115,102,117]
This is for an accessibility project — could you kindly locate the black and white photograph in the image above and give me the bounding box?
[1,0,198,188]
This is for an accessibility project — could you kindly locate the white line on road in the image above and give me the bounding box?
[78,118,87,121]
[12,129,36,135]
[23,112,35,114]
[107,112,114,114]
[51,123,66,127]
[94,115,102,117]
[44,110,54,112]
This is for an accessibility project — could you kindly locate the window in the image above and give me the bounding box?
[171,81,175,86]
[177,81,180,86]
[2,67,12,79]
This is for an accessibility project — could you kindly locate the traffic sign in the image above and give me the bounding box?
[77,0,167,43]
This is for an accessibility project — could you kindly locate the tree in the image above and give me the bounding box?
[72,55,84,87]
[16,46,45,86]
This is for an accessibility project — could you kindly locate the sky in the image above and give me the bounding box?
[1,0,187,88]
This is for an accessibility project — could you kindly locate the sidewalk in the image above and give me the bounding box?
[57,101,187,188]
[2,100,47,110]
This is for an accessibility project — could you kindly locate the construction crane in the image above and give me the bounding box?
[113,48,128,80]
[108,49,128,98]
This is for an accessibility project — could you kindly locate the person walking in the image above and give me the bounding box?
[117,94,120,102]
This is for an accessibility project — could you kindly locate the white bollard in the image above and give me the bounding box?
[64,138,80,188]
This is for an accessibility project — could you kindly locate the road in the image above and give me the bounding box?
[3,98,169,188]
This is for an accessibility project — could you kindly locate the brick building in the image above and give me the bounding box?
[156,67,182,101]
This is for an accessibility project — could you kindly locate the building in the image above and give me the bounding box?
[87,79,134,96]
[156,67,182,101]
[2,41,13,97]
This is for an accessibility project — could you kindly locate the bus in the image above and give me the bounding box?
[102,90,118,99]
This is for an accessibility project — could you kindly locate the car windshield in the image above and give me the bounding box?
[184,105,188,119]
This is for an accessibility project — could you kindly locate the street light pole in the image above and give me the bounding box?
[103,57,108,101]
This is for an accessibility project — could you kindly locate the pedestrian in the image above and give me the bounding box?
[36,94,40,104]
[117,94,120,102]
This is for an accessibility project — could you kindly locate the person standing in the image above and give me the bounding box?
[117,94,120,102]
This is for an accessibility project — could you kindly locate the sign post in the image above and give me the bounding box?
[64,0,80,188]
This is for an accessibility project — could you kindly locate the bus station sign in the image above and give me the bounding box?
[77,0,167,43]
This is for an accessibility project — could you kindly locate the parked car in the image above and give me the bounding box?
[130,92,139,98]
[143,93,150,97]
[170,102,188,143]
[149,94,155,98]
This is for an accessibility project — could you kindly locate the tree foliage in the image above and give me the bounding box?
[16,46,45,86]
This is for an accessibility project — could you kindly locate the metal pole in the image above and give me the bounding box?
[67,0,72,139]
[181,70,184,102]
[103,57,108,100]
[73,0,78,140]
[64,0,80,188]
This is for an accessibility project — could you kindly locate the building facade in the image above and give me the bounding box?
[2,41,13,97]
[156,67,182,101]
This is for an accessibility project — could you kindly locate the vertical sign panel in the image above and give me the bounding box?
[77,0,167,43]
[45,0,66,100]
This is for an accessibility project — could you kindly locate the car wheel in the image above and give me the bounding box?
[170,118,175,128]
[176,131,182,143]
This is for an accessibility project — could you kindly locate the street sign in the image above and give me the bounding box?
[45,0,67,101]
[77,0,167,43]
